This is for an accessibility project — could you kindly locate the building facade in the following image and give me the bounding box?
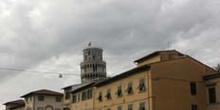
[70,82,95,110]
[69,50,218,110]
[204,73,220,110]
[63,84,83,110]
[21,89,63,110]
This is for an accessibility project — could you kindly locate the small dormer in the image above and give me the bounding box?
[134,50,185,66]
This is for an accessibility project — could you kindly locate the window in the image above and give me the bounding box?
[63,107,69,110]
[93,56,95,60]
[190,82,196,95]
[106,88,111,100]
[191,104,197,110]
[87,89,93,99]
[37,107,43,110]
[139,78,146,92]
[117,106,122,110]
[55,96,61,102]
[98,92,102,101]
[72,95,77,103]
[208,87,216,104]
[82,91,87,101]
[85,55,87,60]
[116,85,122,97]
[38,96,44,101]
[93,65,97,72]
[65,91,70,99]
[127,104,133,110]
[127,82,133,95]
[139,102,145,110]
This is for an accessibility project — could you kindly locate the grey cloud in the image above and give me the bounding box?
[1,0,220,109]
[0,0,219,91]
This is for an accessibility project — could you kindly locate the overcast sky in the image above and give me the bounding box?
[1,0,220,109]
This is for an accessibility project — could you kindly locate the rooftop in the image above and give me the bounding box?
[134,50,183,63]
[3,99,24,105]
[21,89,63,98]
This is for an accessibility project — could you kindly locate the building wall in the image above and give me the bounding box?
[33,95,63,110]
[205,78,220,110]
[24,95,62,110]
[137,55,161,66]
[70,88,94,110]
[136,50,185,67]
[24,96,34,110]
[94,70,150,110]
[63,87,72,109]
[11,106,25,110]
[150,57,215,110]
[5,104,24,110]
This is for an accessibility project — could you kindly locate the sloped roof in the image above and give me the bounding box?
[61,83,82,90]
[3,99,25,110]
[71,81,98,94]
[95,65,150,87]
[21,89,63,98]
[134,50,183,63]
[3,99,24,105]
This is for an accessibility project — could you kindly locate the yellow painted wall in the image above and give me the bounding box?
[94,70,150,110]
[70,89,94,110]
[137,55,161,66]
[70,99,93,110]
[150,57,215,110]
[136,50,185,67]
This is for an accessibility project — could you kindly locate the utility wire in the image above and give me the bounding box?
[0,66,80,76]
[0,66,212,82]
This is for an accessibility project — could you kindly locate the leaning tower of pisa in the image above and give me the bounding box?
[80,44,107,83]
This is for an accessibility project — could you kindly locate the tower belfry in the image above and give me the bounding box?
[80,44,107,83]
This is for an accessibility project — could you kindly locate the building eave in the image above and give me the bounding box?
[94,65,150,87]
[203,73,220,81]
[71,82,96,94]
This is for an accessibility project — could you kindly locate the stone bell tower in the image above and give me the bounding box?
[80,43,107,83]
